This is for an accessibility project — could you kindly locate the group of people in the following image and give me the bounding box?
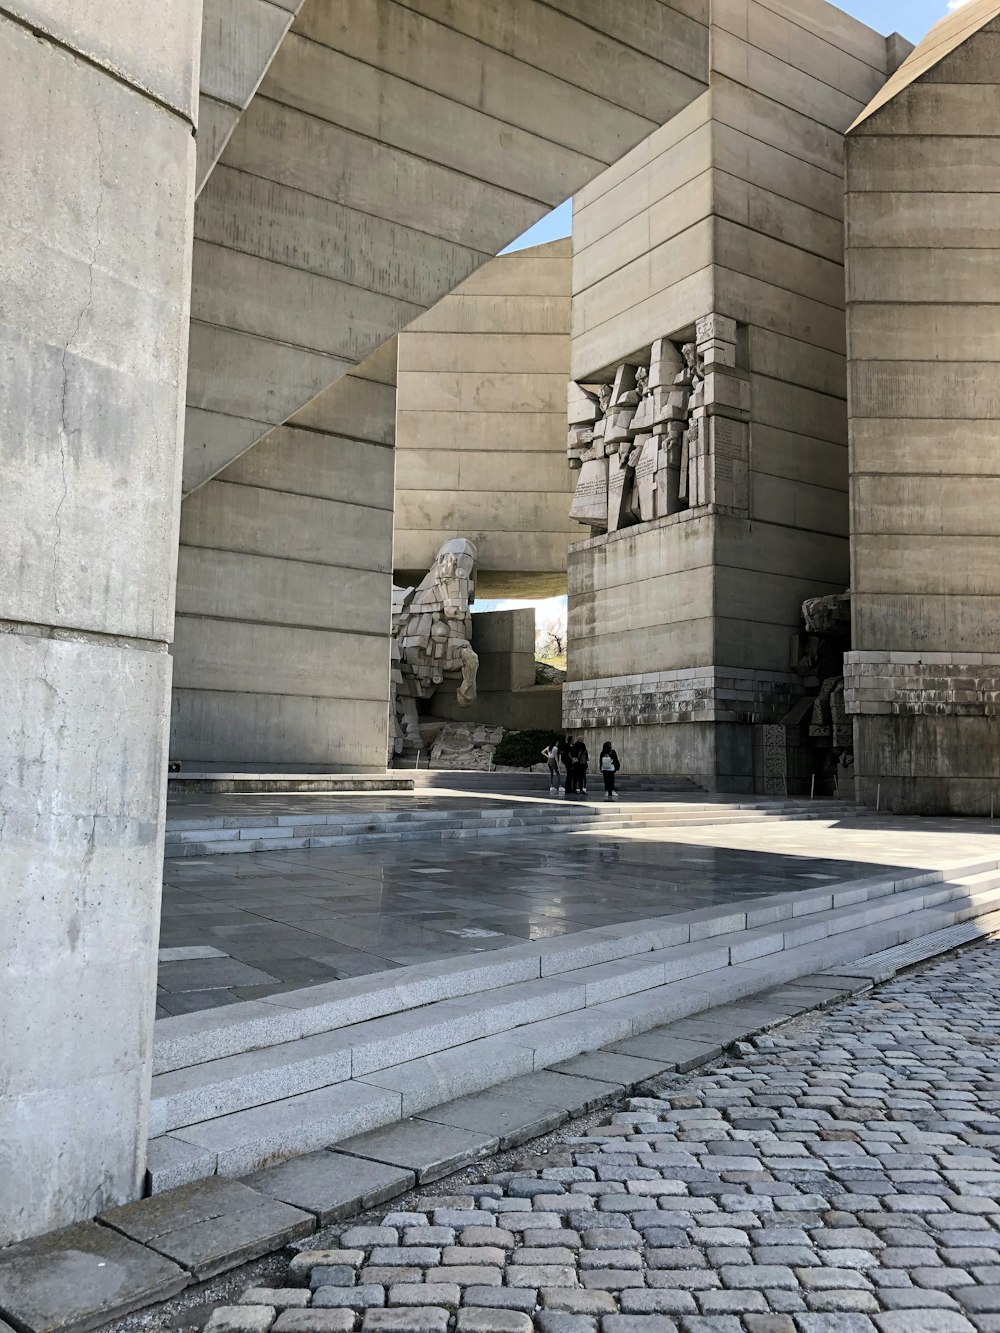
[542,736,621,801]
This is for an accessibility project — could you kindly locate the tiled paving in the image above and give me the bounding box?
[158,791,1000,1017]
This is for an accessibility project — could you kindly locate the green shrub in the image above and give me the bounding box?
[493,728,561,769]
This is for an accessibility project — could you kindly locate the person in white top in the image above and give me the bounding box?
[599,741,621,801]
[542,740,562,795]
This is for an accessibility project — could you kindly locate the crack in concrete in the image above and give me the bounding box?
[53,112,107,613]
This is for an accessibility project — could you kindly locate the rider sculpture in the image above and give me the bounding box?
[390,537,480,756]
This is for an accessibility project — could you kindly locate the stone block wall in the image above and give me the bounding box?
[845,9,1000,813]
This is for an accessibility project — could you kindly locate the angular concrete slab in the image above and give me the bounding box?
[338,1120,499,1184]
[99,1178,314,1279]
[415,1068,621,1150]
[146,1134,219,1195]
[0,1221,189,1333]
[418,1068,621,1147]
[417,1092,568,1152]
[242,1151,415,1224]
[607,1030,722,1072]
[549,1050,670,1090]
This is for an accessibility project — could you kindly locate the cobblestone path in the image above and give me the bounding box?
[212,941,1000,1333]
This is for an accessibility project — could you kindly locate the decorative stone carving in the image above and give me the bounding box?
[390,537,479,756]
[566,314,748,533]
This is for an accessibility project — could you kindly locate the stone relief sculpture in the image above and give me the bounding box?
[389,537,480,756]
[567,314,749,534]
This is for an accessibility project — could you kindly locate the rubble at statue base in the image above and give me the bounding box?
[389,537,480,759]
[567,314,750,533]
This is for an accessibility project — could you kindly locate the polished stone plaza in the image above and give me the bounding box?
[157,798,1000,1017]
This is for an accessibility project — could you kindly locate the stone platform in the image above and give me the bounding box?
[147,788,1000,1212]
[159,793,868,1011]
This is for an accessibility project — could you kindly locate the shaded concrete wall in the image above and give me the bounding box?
[845,7,1000,814]
[172,342,396,769]
[183,0,711,494]
[566,0,894,787]
[0,2,201,1241]
[394,241,576,598]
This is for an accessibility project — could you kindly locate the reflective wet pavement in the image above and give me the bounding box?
[157,801,1000,1018]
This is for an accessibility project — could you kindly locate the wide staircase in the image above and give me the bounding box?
[148,855,1000,1192]
[163,792,855,858]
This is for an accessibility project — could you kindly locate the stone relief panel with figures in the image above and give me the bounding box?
[567,314,750,533]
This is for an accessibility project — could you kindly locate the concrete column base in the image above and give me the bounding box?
[854,715,1000,816]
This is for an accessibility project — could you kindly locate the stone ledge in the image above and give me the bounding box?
[563,665,805,729]
[845,653,1000,717]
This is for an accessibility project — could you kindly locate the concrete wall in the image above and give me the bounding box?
[710,0,890,678]
[0,2,201,1241]
[566,0,894,786]
[845,8,1000,814]
[394,241,576,598]
[172,341,396,769]
[183,0,712,494]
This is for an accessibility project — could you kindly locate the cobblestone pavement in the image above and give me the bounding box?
[199,939,1000,1333]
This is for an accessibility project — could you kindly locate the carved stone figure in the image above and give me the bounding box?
[566,316,744,532]
[390,538,479,755]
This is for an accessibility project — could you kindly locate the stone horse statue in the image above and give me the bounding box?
[390,537,480,755]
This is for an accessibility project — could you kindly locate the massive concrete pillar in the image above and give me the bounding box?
[845,5,1000,814]
[564,0,898,788]
[394,240,575,598]
[0,3,201,1240]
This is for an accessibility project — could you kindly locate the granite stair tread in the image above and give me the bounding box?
[146,858,1000,1183]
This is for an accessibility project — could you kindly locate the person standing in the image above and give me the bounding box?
[573,737,590,797]
[599,741,621,801]
[542,739,562,795]
[561,735,577,796]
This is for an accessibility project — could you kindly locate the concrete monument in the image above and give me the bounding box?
[390,538,480,755]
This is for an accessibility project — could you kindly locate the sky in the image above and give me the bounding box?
[502,0,970,255]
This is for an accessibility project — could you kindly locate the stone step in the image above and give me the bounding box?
[167,773,415,796]
[162,800,852,857]
[409,770,703,789]
[147,860,1000,1184]
[165,797,848,835]
[154,843,926,1077]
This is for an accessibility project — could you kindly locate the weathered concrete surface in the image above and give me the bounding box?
[0,1221,189,1333]
[845,5,1000,814]
[184,0,711,492]
[394,242,575,597]
[567,0,897,786]
[172,343,396,769]
[195,0,303,193]
[0,3,200,1242]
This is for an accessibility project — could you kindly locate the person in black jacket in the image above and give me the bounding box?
[560,735,577,795]
[572,738,590,797]
[599,741,621,801]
